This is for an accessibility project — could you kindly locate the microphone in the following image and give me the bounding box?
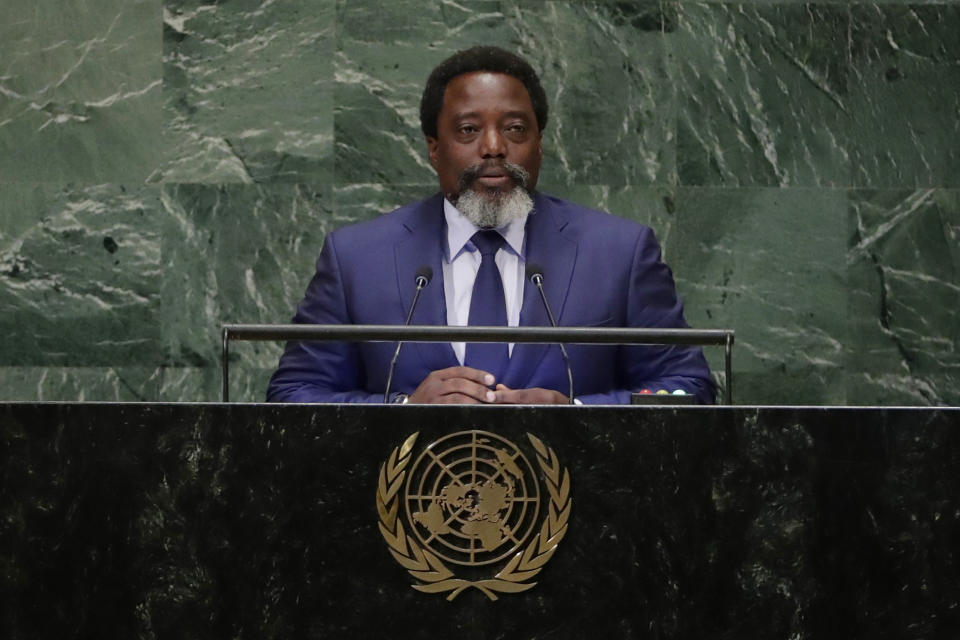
[413,266,432,291]
[384,266,433,403]
[525,264,575,404]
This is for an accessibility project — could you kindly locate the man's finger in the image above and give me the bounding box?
[435,393,484,404]
[441,378,496,403]
[494,388,521,403]
[434,366,496,387]
[494,387,568,405]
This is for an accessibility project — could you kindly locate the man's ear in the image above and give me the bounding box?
[426,136,439,168]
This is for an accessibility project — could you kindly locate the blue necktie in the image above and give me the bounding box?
[465,230,509,378]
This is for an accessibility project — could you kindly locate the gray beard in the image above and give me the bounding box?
[455,186,534,229]
[453,161,534,228]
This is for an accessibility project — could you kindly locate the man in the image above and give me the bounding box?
[267,46,714,405]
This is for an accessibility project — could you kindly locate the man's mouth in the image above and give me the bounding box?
[476,171,512,188]
[459,162,526,194]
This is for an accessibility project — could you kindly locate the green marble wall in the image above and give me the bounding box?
[1,0,957,405]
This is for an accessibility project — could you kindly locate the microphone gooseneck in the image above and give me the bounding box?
[525,264,575,404]
[384,266,433,403]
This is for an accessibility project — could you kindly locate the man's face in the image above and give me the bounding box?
[427,71,543,201]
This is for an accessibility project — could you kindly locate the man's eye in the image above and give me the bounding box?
[459,125,478,134]
[507,124,526,132]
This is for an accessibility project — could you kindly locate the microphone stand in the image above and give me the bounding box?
[384,269,431,403]
[528,268,575,405]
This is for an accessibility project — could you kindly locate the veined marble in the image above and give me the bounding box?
[1,0,958,403]
[0,0,162,183]
[0,183,162,366]
[847,189,960,405]
[156,0,334,183]
[672,187,849,405]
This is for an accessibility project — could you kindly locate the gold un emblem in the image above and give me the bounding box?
[376,430,572,600]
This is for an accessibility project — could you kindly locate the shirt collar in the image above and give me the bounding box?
[443,197,527,261]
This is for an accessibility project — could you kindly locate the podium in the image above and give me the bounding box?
[3,403,959,638]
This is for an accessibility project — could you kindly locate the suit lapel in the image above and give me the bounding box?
[393,193,459,371]
[503,194,578,389]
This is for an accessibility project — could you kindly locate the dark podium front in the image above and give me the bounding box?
[3,403,959,639]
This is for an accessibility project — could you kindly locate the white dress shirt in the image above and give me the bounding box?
[442,198,527,363]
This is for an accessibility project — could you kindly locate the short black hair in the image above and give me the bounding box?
[419,46,549,138]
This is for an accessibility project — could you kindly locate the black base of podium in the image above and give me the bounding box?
[2,403,958,638]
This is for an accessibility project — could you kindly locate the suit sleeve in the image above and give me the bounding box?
[265,232,383,403]
[577,226,716,405]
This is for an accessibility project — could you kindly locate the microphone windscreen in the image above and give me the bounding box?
[415,265,433,284]
[525,263,545,282]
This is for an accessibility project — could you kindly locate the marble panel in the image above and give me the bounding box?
[0,183,162,367]
[157,366,211,402]
[1,0,958,407]
[332,183,438,225]
[673,3,851,187]
[671,187,848,405]
[846,189,959,406]
[544,184,679,256]
[159,183,332,376]
[158,365,271,403]
[692,1,947,4]
[0,0,162,183]
[847,4,960,188]
[691,0,825,4]
[335,0,675,188]
[155,0,334,183]
[0,367,161,402]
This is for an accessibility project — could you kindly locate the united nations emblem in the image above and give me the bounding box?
[376,430,571,600]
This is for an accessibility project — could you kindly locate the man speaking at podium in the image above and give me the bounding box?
[267,46,714,405]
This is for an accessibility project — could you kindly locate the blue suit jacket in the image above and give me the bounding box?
[266,192,715,404]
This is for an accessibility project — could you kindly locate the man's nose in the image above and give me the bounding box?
[479,128,505,158]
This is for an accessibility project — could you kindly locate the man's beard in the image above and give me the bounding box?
[452,161,534,229]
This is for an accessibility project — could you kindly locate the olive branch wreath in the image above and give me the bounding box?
[376,431,571,601]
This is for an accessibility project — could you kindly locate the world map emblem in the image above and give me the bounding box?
[376,430,572,600]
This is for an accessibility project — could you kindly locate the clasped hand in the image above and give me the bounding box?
[407,366,568,405]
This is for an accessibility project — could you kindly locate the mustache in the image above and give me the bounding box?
[457,161,530,193]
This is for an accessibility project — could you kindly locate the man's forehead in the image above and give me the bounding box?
[448,70,515,87]
[443,72,535,111]
[448,108,535,121]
